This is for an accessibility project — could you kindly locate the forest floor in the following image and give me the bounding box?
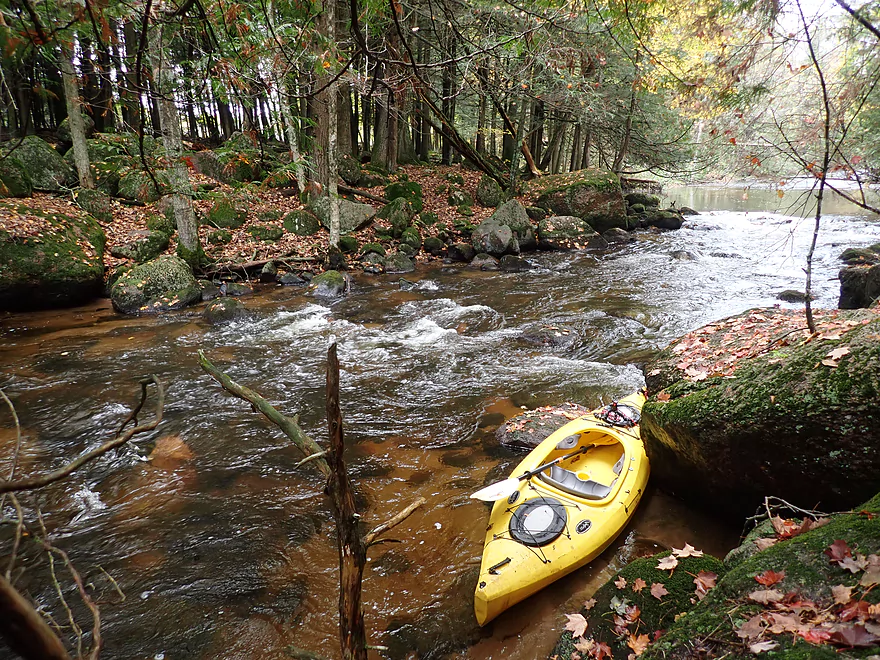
[9,163,503,275]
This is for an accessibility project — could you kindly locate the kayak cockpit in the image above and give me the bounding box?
[535,432,627,503]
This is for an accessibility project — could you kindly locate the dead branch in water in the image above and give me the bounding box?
[199,346,425,660]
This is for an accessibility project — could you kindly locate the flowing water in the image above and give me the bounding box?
[0,183,878,660]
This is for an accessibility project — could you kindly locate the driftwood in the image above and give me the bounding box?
[338,185,388,205]
[198,347,425,660]
[199,254,320,279]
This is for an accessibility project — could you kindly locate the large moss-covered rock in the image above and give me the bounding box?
[110,230,170,263]
[475,175,503,207]
[642,308,880,520]
[385,252,416,273]
[384,181,424,212]
[0,202,105,310]
[283,210,321,236]
[472,219,519,257]
[310,197,376,233]
[552,551,726,660]
[376,197,415,238]
[110,255,201,314]
[117,169,167,203]
[56,114,96,143]
[203,297,251,325]
[247,224,283,241]
[0,157,32,198]
[528,168,627,233]
[74,188,114,223]
[489,199,537,251]
[537,215,608,250]
[642,494,880,659]
[3,136,73,191]
[64,133,158,196]
[206,196,248,229]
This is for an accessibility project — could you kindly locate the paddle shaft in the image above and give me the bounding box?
[517,445,589,482]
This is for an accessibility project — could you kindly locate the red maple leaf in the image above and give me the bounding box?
[755,569,785,586]
[825,539,852,563]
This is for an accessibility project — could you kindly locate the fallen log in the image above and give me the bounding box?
[199,254,320,279]
[338,185,388,205]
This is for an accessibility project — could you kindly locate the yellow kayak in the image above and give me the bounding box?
[473,392,649,626]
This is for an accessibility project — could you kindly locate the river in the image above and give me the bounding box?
[0,183,878,659]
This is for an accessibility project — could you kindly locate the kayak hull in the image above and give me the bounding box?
[474,392,649,626]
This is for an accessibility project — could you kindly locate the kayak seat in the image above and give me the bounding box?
[541,451,626,500]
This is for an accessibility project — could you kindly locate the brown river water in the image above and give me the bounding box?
[1,184,878,659]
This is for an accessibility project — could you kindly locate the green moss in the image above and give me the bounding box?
[361,242,386,256]
[400,227,422,250]
[175,241,206,269]
[338,235,358,253]
[75,188,114,223]
[207,229,232,245]
[247,224,283,241]
[385,181,424,212]
[283,210,321,236]
[526,168,621,198]
[419,212,440,225]
[146,213,175,236]
[117,169,167,203]
[0,157,32,197]
[552,552,726,660]
[206,197,247,229]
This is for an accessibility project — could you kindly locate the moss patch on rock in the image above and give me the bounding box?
[2,136,73,191]
[0,202,105,310]
[247,224,283,241]
[528,168,627,233]
[206,196,248,229]
[110,254,201,315]
[0,157,32,198]
[283,210,321,236]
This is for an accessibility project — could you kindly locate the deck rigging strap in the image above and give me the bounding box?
[595,402,641,428]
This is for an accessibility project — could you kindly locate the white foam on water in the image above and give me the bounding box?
[71,485,106,523]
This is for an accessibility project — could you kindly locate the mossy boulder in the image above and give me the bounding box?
[840,247,880,266]
[537,215,608,250]
[447,242,476,263]
[625,192,661,208]
[359,171,388,187]
[283,210,321,236]
[384,181,423,212]
[447,188,473,207]
[361,242,386,256]
[110,255,201,315]
[146,213,175,236]
[338,154,362,186]
[338,235,358,253]
[400,227,422,251]
[642,494,880,659]
[552,551,726,660]
[109,230,170,263]
[311,270,349,298]
[74,188,114,223]
[376,197,415,238]
[247,224,283,241]
[3,136,74,191]
[528,168,627,233]
[309,197,376,233]
[0,204,105,310]
[207,229,232,245]
[472,219,519,257]
[117,169,167,203]
[206,196,248,229]
[423,236,445,256]
[385,252,415,273]
[360,251,385,274]
[642,308,880,520]
[0,157,32,198]
[645,209,684,231]
[202,297,251,325]
[475,175,503,207]
[489,199,536,248]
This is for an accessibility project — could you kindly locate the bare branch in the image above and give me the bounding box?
[0,377,164,495]
[0,574,70,660]
[364,497,426,547]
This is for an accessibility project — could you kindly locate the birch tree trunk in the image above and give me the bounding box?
[147,21,200,264]
[60,45,94,189]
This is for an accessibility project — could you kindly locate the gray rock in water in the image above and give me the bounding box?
[776,289,812,303]
[198,279,222,301]
[111,255,201,315]
[469,253,499,271]
[646,209,684,230]
[538,215,607,250]
[496,403,591,451]
[278,273,307,286]
[602,227,635,243]
[203,297,251,325]
[224,282,253,297]
[360,252,385,274]
[311,270,350,297]
[679,206,699,216]
[499,254,533,272]
[839,264,880,309]
[472,219,519,257]
[385,252,415,274]
[447,243,476,263]
[259,261,278,283]
[669,250,698,261]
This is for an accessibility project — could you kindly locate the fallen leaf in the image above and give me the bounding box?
[564,612,589,638]
[754,538,777,551]
[657,555,679,571]
[574,637,595,654]
[767,612,802,634]
[615,576,627,590]
[656,391,671,402]
[736,614,766,640]
[832,584,854,605]
[694,570,717,600]
[749,640,778,653]
[798,626,833,644]
[583,597,597,610]
[626,633,650,656]
[650,583,669,600]
[826,539,853,564]
[840,554,870,574]
[822,346,851,367]
[673,543,704,558]
[830,623,880,647]
[755,569,785,586]
[632,578,647,593]
[749,589,784,604]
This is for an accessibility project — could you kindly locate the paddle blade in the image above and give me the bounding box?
[470,477,520,501]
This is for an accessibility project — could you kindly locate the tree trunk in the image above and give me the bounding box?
[121,21,141,133]
[148,22,200,264]
[570,124,582,171]
[60,45,94,189]
[582,128,591,168]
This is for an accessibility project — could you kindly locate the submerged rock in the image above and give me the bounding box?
[202,298,251,325]
[642,307,880,519]
[110,255,201,315]
[495,403,591,451]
